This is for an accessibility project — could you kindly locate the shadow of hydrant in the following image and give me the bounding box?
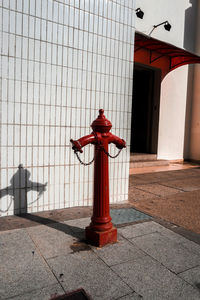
[0,164,47,215]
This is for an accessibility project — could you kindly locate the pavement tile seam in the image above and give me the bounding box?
[158,181,200,192]
[107,256,148,269]
[180,243,200,257]
[120,231,163,242]
[129,186,162,198]
[128,231,200,276]
[100,260,136,297]
[136,183,183,196]
[177,266,200,289]
[111,253,200,299]
[24,227,66,292]
[87,244,137,296]
[46,251,133,299]
[175,271,200,294]
[157,182,186,192]
[107,233,150,267]
[176,264,200,276]
[124,231,159,239]
[98,254,148,268]
[123,238,181,276]
[118,221,165,239]
[4,283,65,300]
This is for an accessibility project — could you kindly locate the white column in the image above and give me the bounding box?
[189,2,200,160]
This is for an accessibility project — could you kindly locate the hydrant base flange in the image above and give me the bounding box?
[85,226,117,247]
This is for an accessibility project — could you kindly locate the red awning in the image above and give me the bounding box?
[134,33,200,76]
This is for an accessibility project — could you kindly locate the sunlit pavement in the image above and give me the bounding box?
[129,166,200,235]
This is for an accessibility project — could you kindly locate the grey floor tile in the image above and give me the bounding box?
[5,284,64,300]
[154,226,190,243]
[26,222,82,259]
[0,228,35,256]
[111,255,200,299]
[181,240,200,256]
[47,251,132,300]
[118,221,163,239]
[64,217,91,232]
[179,266,200,289]
[92,237,145,266]
[0,229,57,299]
[131,232,200,273]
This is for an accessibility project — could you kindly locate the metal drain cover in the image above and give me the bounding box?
[50,288,92,300]
[111,208,151,225]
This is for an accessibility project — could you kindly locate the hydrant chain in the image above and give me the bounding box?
[74,150,95,166]
[99,144,122,158]
[99,144,122,159]
[74,143,122,165]
[94,131,123,159]
[73,132,122,165]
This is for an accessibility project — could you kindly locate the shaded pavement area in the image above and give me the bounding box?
[0,166,200,299]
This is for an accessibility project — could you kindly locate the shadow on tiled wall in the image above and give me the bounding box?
[0,164,47,215]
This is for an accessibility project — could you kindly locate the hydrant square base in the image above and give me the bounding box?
[85,226,117,247]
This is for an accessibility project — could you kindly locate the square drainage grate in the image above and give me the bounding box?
[50,289,92,300]
[110,208,151,225]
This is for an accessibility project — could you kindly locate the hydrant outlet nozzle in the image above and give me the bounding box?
[70,139,83,153]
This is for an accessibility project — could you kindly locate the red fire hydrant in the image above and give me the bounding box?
[70,109,126,247]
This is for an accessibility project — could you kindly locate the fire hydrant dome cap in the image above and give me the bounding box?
[91,109,112,133]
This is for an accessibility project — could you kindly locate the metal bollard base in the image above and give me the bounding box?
[85,226,117,247]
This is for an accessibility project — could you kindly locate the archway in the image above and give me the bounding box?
[131,33,200,156]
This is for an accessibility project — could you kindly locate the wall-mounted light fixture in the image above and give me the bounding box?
[135,8,144,19]
[149,21,172,35]
[164,21,171,31]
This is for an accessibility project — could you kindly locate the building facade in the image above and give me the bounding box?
[0,0,135,216]
[134,0,200,161]
[0,0,199,217]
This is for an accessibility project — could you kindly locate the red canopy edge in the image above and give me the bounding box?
[134,32,200,74]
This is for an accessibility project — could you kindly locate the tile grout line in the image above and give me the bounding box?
[25,227,66,294]
[126,233,200,293]
[89,238,137,296]
[133,184,181,197]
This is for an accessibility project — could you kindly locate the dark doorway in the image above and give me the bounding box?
[130,63,161,154]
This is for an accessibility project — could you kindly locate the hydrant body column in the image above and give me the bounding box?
[86,136,116,246]
[93,140,111,229]
[70,109,126,247]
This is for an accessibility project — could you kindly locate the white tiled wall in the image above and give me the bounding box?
[0,0,135,217]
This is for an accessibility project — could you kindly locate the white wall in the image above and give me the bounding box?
[0,0,135,216]
[157,66,188,160]
[135,0,193,49]
[189,64,200,160]
[135,0,198,160]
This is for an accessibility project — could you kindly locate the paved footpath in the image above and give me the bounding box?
[1,166,200,299]
[1,217,200,299]
[129,167,200,234]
